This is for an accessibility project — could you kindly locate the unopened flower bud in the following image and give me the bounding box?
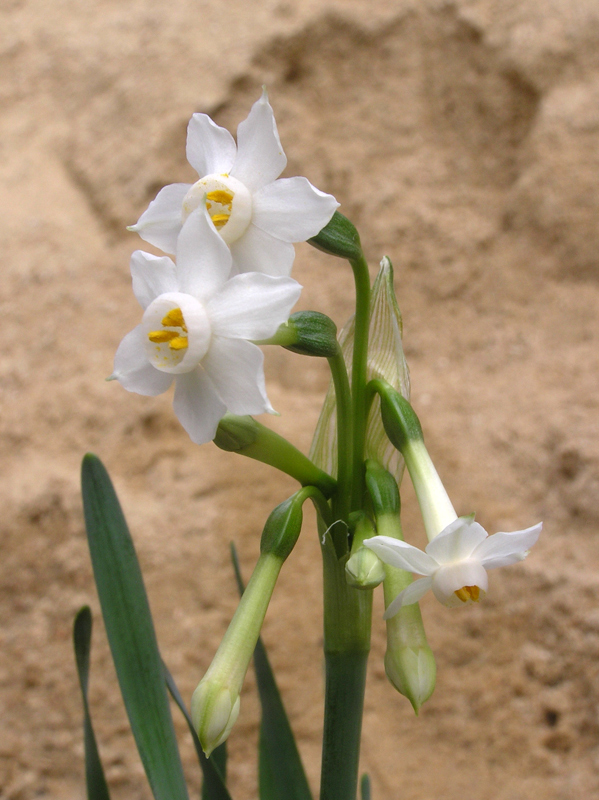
[191,681,241,756]
[307,211,363,261]
[384,642,436,715]
[283,311,339,358]
[345,547,385,589]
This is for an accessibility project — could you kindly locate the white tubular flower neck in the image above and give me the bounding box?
[142,291,211,374]
[182,173,253,244]
[431,559,488,607]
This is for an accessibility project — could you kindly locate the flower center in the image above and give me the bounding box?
[454,585,480,603]
[142,292,211,374]
[182,173,252,244]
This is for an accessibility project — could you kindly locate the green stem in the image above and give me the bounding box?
[320,531,372,800]
[327,344,353,522]
[349,254,371,512]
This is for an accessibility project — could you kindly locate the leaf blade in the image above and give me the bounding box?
[73,606,111,800]
[81,453,189,800]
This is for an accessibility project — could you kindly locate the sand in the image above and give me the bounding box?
[2,0,599,798]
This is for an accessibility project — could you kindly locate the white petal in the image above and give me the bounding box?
[173,368,227,444]
[207,274,301,339]
[230,224,295,276]
[175,208,232,300]
[425,517,489,565]
[363,536,438,576]
[186,113,237,176]
[252,177,339,242]
[202,338,272,415]
[473,522,543,570]
[383,578,434,619]
[230,90,286,192]
[112,326,174,396]
[128,183,190,254]
[130,251,178,310]
[432,561,488,606]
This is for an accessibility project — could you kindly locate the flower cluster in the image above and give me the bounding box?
[112,90,338,443]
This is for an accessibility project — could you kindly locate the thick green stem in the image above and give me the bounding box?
[349,255,371,511]
[320,532,372,800]
[327,344,353,523]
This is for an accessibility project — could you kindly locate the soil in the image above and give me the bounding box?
[2,0,599,798]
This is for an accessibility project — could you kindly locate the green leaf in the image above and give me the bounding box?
[360,774,371,800]
[162,661,232,800]
[73,606,111,800]
[81,454,189,800]
[230,545,313,800]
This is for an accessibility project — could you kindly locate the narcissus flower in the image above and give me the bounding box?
[365,516,542,617]
[129,90,339,276]
[111,208,301,444]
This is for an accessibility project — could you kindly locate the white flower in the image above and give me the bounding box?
[364,516,542,617]
[129,89,339,276]
[111,208,302,444]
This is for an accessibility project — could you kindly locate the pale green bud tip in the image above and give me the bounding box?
[345,547,386,589]
[384,645,436,714]
[191,679,241,756]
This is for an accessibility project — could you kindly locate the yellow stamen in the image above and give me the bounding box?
[206,190,234,207]
[211,213,230,229]
[148,330,179,343]
[454,585,480,603]
[168,336,188,351]
[161,308,187,331]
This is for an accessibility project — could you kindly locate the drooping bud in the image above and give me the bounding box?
[283,311,339,358]
[307,211,363,261]
[345,512,385,589]
[310,257,410,483]
[214,414,336,499]
[192,489,323,754]
[365,460,436,712]
[370,382,457,542]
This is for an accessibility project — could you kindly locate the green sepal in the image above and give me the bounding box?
[365,460,400,517]
[162,662,232,800]
[283,311,339,358]
[307,211,363,261]
[80,454,189,800]
[230,546,314,800]
[73,607,111,800]
[214,415,336,499]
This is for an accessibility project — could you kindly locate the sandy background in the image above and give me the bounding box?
[2,0,599,798]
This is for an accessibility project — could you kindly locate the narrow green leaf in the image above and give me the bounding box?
[360,774,371,800]
[162,662,232,800]
[73,606,111,800]
[230,545,313,800]
[81,454,189,800]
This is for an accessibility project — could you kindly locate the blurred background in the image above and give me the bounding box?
[2,0,599,797]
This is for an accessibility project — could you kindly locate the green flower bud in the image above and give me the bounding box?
[214,414,336,499]
[307,211,363,261]
[260,494,303,560]
[345,546,385,589]
[283,311,339,358]
[191,552,282,755]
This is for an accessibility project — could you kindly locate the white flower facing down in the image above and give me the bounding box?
[364,516,542,618]
[129,89,339,276]
[111,208,302,444]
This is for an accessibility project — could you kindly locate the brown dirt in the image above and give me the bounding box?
[2,1,599,798]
